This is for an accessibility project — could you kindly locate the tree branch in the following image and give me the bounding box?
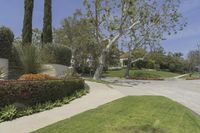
[106,21,140,50]
[131,54,147,63]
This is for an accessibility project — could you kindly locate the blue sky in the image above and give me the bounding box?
[0,0,199,56]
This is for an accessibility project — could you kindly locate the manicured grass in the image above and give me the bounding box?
[34,96,200,133]
[182,72,200,80]
[103,69,180,78]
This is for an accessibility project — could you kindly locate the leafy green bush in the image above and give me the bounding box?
[64,67,80,79]
[0,79,85,108]
[17,107,33,117]
[0,105,17,122]
[0,81,89,122]
[42,44,72,66]
[0,68,5,79]
[0,26,14,59]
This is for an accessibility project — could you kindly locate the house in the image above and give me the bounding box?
[120,53,129,67]
[195,65,200,72]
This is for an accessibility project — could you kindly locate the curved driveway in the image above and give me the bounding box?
[0,79,200,133]
[103,78,200,115]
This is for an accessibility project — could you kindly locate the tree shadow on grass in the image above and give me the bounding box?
[102,78,151,87]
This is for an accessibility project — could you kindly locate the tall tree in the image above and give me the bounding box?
[22,0,34,45]
[54,15,97,72]
[187,45,200,72]
[43,0,52,44]
[84,0,186,80]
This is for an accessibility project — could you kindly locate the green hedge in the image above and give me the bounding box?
[0,26,14,59]
[0,79,85,108]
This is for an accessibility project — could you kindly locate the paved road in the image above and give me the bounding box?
[0,79,200,133]
[103,78,200,115]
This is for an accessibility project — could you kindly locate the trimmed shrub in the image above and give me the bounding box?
[0,26,14,59]
[0,83,89,122]
[64,68,80,79]
[0,79,85,108]
[42,44,72,66]
[18,74,57,81]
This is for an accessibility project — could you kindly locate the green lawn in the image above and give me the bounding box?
[34,96,200,133]
[103,69,180,78]
[182,72,200,80]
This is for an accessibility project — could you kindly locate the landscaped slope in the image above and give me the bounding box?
[103,69,180,79]
[34,96,200,133]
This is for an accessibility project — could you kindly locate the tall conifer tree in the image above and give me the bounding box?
[42,0,52,43]
[22,0,34,44]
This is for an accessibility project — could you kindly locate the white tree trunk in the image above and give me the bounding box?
[93,50,107,80]
[93,21,139,80]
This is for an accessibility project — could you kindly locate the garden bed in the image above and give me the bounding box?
[0,78,89,122]
[103,69,180,79]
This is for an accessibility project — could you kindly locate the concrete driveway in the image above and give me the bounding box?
[103,78,200,115]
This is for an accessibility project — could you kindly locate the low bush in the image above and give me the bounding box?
[0,68,5,79]
[0,79,85,108]
[18,74,57,81]
[0,105,17,122]
[42,44,72,66]
[0,83,89,122]
[0,26,14,59]
[64,68,80,79]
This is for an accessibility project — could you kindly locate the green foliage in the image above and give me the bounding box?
[106,45,120,67]
[19,107,33,116]
[134,50,187,73]
[34,96,200,133]
[134,60,155,70]
[0,79,85,108]
[43,0,52,43]
[15,44,43,74]
[131,70,160,79]
[187,46,200,72]
[42,44,72,66]
[0,68,5,79]
[65,68,76,78]
[22,0,34,44]
[135,60,146,69]
[0,105,17,122]
[0,26,14,58]
[9,43,24,79]
[103,69,179,79]
[84,0,186,79]
[54,17,99,73]
[0,80,89,122]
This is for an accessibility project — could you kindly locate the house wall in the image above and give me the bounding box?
[0,58,8,79]
[41,64,68,77]
[120,58,128,67]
